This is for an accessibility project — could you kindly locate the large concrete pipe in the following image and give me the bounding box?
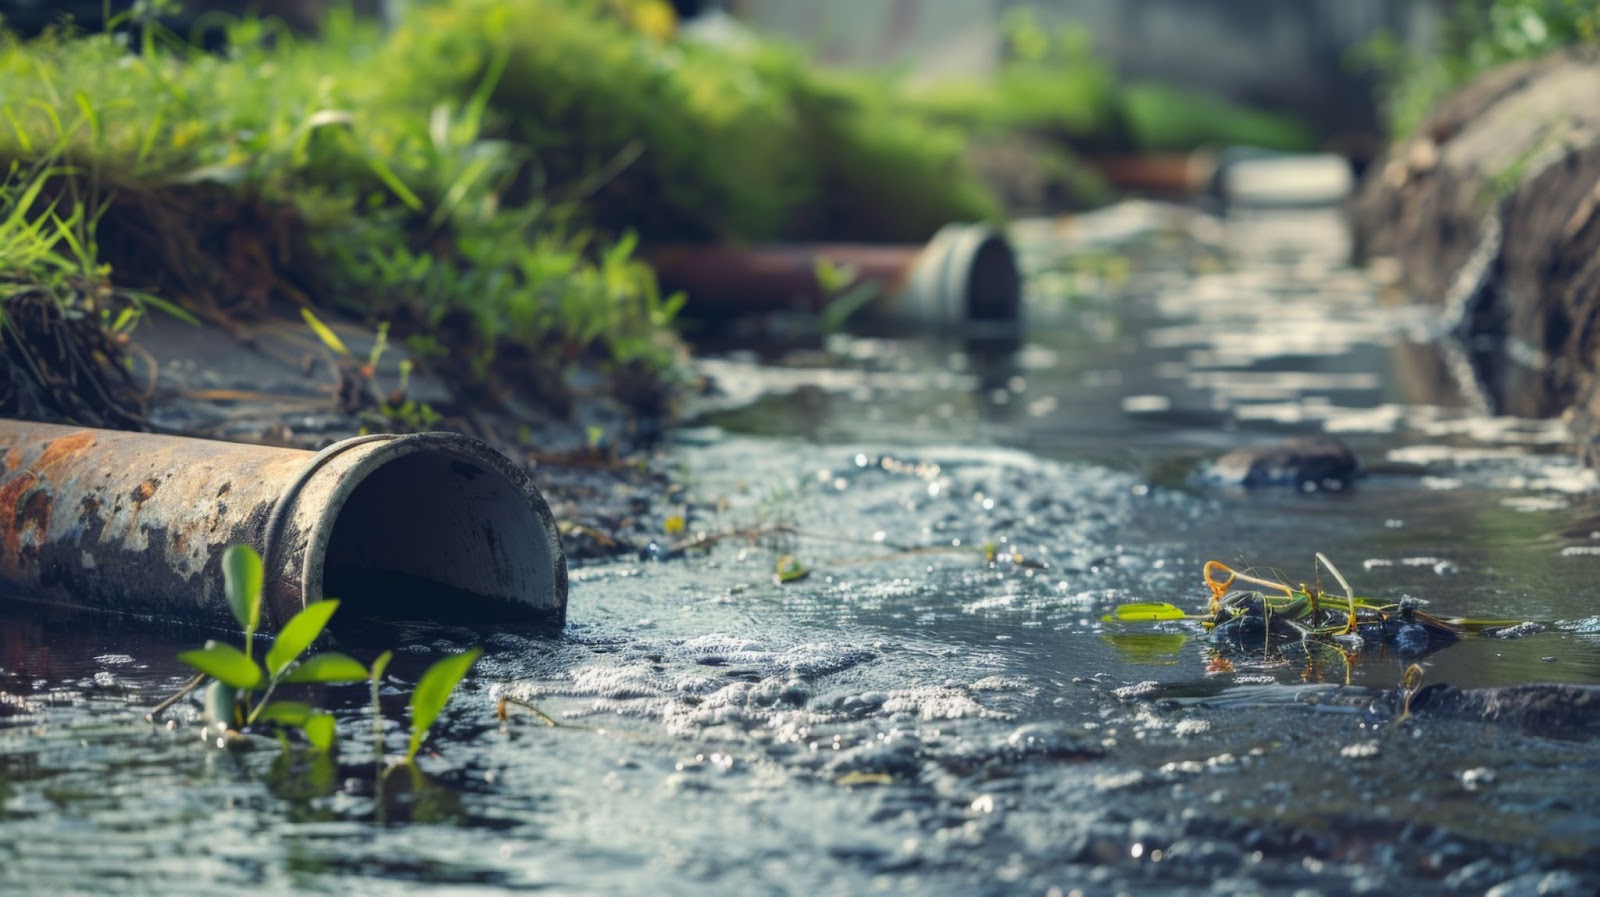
[0,422,566,630]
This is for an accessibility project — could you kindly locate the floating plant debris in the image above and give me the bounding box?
[1106,553,1529,663]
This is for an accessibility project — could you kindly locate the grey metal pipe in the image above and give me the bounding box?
[0,421,566,631]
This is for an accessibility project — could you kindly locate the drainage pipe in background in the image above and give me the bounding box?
[0,421,567,631]
[651,222,1022,334]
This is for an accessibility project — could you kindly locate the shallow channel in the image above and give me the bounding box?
[3,204,1599,895]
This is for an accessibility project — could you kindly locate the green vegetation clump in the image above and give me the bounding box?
[0,3,694,421]
[1361,0,1600,135]
[381,0,1002,244]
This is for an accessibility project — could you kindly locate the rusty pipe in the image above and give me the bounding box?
[0,422,566,631]
[1086,152,1218,195]
[651,222,1021,330]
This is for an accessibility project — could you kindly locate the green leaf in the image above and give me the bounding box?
[283,652,369,684]
[819,281,882,334]
[370,649,393,685]
[1099,631,1188,664]
[255,700,314,727]
[267,600,340,678]
[222,545,263,634]
[406,648,483,762]
[179,641,265,690]
[774,554,809,584]
[813,256,853,294]
[301,307,352,357]
[302,714,336,753]
[1101,602,1190,624]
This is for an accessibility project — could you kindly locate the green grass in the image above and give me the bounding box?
[1359,0,1600,136]
[0,3,697,421]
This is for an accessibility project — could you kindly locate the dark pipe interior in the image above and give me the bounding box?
[966,235,1022,323]
[320,452,556,623]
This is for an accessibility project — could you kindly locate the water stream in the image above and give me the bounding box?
[3,204,1598,895]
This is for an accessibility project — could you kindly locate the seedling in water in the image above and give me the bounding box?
[178,545,367,750]
[406,647,483,763]
[171,545,483,763]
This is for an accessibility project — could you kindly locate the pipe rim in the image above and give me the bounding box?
[285,431,567,627]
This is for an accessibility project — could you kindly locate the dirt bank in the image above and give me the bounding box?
[1349,51,1600,465]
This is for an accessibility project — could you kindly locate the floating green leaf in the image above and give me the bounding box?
[1100,631,1188,664]
[303,714,337,753]
[406,648,483,762]
[775,554,809,584]
[179,641,265,690]
[267,600,341,678]
[284,652,369,684]
[222,545,263,635]
[1102,602,1190,624]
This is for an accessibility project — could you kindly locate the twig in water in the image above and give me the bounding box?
[498,694,561,728]
[146,673,206,723]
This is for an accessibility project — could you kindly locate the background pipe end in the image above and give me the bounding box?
[904,223,1023,333]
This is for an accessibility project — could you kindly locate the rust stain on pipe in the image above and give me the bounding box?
[0,421,567,631]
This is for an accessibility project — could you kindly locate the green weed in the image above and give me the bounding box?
[173,545,483,767]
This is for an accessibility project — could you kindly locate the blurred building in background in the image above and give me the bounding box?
[737,0,1001,80]
[739,0,1452,143]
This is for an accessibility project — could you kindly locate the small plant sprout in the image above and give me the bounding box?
[1315,552,1358,636]
[168,546,488,764]
[222,544,263,657]
[176,545,368,751]
[406,648,483,763]
[369,649,394,759]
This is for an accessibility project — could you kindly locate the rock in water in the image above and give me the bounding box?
[1208,436,1360,490]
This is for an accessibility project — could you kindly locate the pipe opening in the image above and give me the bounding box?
[964,233,1021,323]
[316,449,559,624]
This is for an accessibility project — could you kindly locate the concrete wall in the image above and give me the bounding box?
[739,0,1452,138]
[1018,0,1449,137]
[737,0,1001,80]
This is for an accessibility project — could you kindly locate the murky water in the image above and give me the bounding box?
[4,204,1599,895]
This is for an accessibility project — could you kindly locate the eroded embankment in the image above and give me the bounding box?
[1350,51,1600,466]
